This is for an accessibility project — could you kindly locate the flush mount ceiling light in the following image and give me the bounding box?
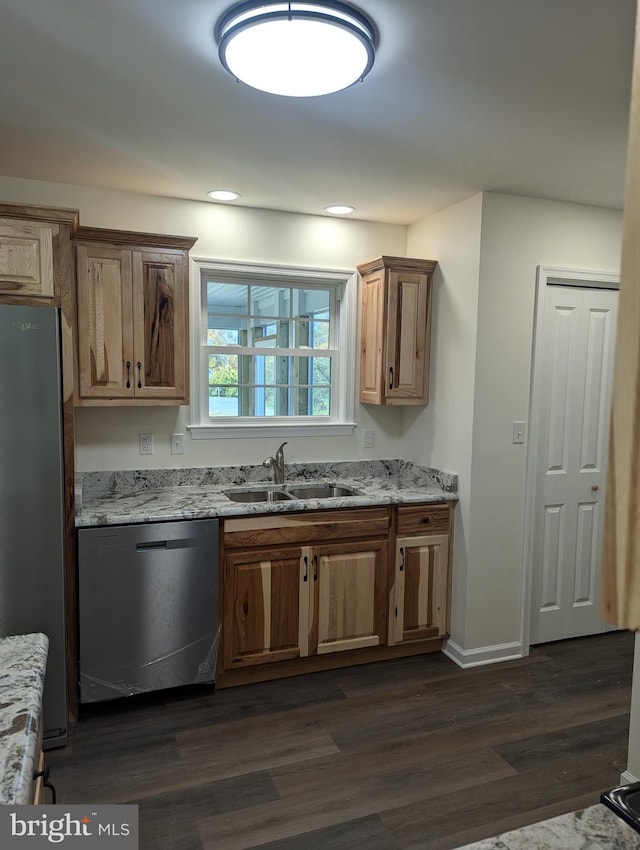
[215,1,376,97]
[325,204,355,215]
[208,189,241,201]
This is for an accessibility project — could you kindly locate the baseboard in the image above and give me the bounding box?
[620,770,639,785]
[443,638,523,669]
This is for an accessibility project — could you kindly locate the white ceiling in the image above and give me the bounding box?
[0,0,635,225]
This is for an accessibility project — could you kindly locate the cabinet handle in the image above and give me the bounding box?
[422,516,431,525]
[137,361,142,389]
[33,763,56,804]
[399,547,404,572]
[126,360,131,389]
[389,366,394,389]
[313,555,318,582]
[303,556,308,582]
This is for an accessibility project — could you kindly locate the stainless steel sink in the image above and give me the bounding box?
[223,482,360,503]
[285,484,360,499]
[223,487,295,503]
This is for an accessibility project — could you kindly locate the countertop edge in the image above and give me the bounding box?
[0,633,49,806]
[453,803,640,849]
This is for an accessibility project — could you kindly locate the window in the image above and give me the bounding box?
[189,260,357,438]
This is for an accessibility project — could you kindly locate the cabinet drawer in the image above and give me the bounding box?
[396,503,450,535]
[223,508,391,548]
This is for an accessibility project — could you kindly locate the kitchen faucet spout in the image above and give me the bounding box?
[263,442,288,484]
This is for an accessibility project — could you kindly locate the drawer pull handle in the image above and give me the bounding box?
[303,556,309,582]
[422,516,430,525]
[313,555,318,582]
[126,360,131,389]
[137,361,142,389]
[399,547,404,572]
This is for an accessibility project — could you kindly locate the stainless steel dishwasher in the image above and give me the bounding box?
[78,518,219,703]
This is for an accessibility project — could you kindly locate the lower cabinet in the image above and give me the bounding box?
[220,503,453,682]
[389,503,452,645]
[222,547,308,668]
[312,539,387,655]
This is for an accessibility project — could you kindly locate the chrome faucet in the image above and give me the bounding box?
[263,442,287,485]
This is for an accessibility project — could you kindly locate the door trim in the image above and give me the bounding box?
[520,265,619,655]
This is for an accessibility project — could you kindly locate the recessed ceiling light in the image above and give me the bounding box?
[215,1,376,98]
[208,189,241,201]
[325,204,355,215]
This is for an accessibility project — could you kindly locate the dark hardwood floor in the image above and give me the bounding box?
[46,631,634,850]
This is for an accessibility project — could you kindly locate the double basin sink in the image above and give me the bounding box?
[224,482,360,503]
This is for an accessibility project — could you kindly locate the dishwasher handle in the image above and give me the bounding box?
[136,540,168,552]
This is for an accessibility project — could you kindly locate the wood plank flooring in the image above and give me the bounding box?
[46,631,634,850]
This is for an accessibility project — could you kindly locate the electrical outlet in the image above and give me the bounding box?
[362,429,375,448]
[139,433,154,455]
[171,433,185,455]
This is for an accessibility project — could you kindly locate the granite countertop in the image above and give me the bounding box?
[76,459,458,527]
[0,633,48,805]
[455,804,640,849]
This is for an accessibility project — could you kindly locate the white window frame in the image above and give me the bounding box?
[188,258,357,439]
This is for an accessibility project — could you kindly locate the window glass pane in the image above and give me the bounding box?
[293,288,329,315]
[253,319,288,346]
[295,317,329,349]
[208,354,239,417]
[311,356,331,386]
[207,282,249,344]
[250,286,290,318]
[311,387,330,416]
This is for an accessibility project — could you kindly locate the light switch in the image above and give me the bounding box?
[512,421,526,444]
[171,433,185,455]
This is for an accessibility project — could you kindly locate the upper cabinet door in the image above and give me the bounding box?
[0,218,55,299]
[76,244,134,398]
[74,228,196,406]
[359,267,386,404]
[132,249,188,401]
[385,269,430,402]
[357,256,436,406]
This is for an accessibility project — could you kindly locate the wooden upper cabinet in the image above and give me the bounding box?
[74,228,196,405]
[358,256,437,405]
[0,218,54,298]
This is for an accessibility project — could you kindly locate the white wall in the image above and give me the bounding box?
[0,175,408,471]
[406,192,483,647]
[468,194,623,651]
[407,192,623,656]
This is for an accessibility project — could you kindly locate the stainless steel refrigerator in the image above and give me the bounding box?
[0,303,67,747]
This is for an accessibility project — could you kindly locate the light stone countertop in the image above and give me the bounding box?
[0,633,48,805]
[454,804,640,849]
[76,459,458,527]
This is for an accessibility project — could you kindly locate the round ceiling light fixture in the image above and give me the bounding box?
[325,204,355,215]
[208,189,241,201]
[215,1,376,97]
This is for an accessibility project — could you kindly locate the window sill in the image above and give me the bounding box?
[188,422,357,439]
